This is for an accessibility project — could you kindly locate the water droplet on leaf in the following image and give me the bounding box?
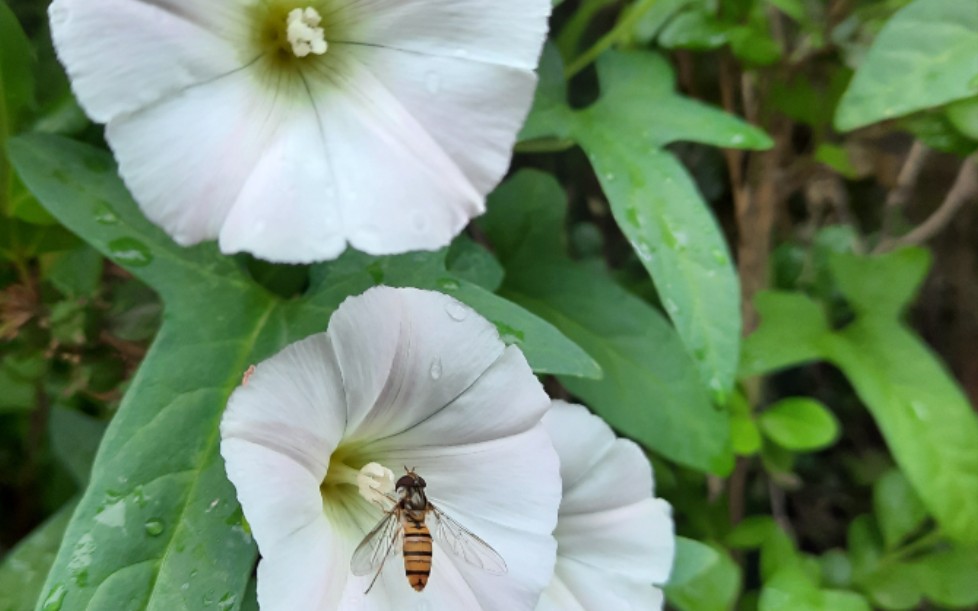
[42,585,67,611]
[437,278,460,292]
[93,202,119,224]
[144,518,165,536]
[108,238,153,267]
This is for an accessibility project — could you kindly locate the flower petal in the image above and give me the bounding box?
[342,45,537,197]
[540,561,665,611]
[104,68,289,247]
[49,0,247,122]
[327,287,506,442]
[302,58,485,256]
[373,346,549,449]
[540,402,676,610]
[334,0,550,70]
[372,425,561,611]
[220,439,328,556]
[544,401,653,514]
[256,516,350,611]
[555,499,674,583]
[221,333,347,478]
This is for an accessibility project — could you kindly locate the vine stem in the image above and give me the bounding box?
[565,0,662,78]
[876,154,978,252]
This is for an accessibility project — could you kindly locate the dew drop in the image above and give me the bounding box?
[445,301,469,322]
[93,202,119,225]
[41,584,67,611]
[436,278,460,292]
[635,242,654,262]
[664,299,680,316]
[425,72,441,94]
[711,249,729,265]
[429,358,443,380]
[604,172,616,181]
[108,238,153,267]
[729,134,746,146]
[144,518,165,537]
[496,323,525,345]
[217,593,237,610]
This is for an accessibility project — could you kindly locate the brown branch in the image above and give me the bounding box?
[880,141,930,239]
[877,155,978,252]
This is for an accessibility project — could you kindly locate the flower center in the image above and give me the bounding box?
[286,7,328,57]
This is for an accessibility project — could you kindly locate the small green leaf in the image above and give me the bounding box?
[730,413,761,456]
[666,545,741,611]
[835,0,978,130]
[873,469,927,549]
[669,537,721,587]
[759,398,840,451]
[740,291,831,377]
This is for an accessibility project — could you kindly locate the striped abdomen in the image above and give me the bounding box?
[401,516,432,591]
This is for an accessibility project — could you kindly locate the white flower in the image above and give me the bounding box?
[49,0,551,263]
[220,286,561,610]
[538,402,675,611]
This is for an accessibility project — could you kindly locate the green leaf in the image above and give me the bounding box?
[743,249,978,543]
[761,566,871,611]
[740,291,831,377]
[873,469,927,549]
[483,171,734,474]
[0,0,34,127]
[825,251,978,545]
[45,245,104,297]
[914,546,978,608]
[573,51,771,395]
[835,0,978,130]
[0,500,77,611]
[669,537,721,587]
[11,136,603,610]
[758,398,840,451]
[521,49,771,396]
[666,545,740,611]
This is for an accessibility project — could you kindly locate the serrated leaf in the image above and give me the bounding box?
[835,0,978,130]
[759,398,839,451]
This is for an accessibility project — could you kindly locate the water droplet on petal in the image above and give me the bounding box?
[445,301,469,322]
[429,358,443,380]
[108,238,153,267]
[144,518,165,536]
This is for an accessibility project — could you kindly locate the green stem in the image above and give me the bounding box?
[565,0,662,78]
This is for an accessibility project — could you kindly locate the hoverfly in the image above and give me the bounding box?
[350,469,507,593]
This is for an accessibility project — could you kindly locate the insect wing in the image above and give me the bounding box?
[350,511,402,576]
[428,504,507,575]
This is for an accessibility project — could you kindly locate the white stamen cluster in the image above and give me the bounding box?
[286,7,328,57]
[356,462,396,509]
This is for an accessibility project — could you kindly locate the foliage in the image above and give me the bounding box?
[2,0,978,609]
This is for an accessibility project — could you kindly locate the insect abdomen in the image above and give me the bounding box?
[402,519,432,592]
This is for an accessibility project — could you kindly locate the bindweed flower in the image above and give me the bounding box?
[220,287,561,609]
[49,0,551,263]
[538,402,675,611]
